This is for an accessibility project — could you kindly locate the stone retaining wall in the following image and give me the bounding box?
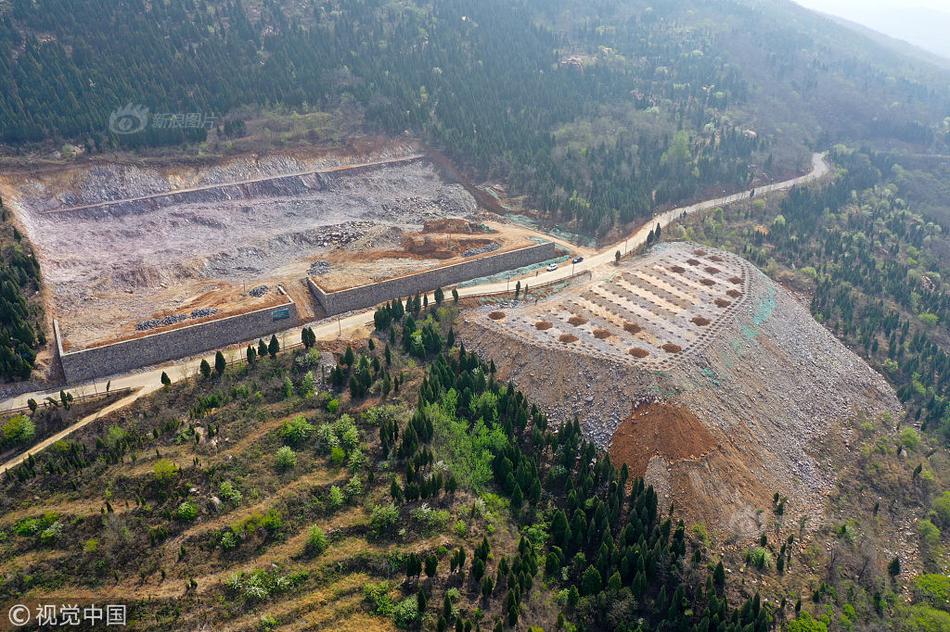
[56,288,299,383]
[309,241,560,316]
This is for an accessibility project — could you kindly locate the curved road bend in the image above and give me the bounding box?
[0,153,829,472]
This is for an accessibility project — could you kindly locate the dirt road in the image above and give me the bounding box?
[0,153,828,469]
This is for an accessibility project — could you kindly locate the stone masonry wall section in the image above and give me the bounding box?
[56,287,299,383]
[309,242,560,316]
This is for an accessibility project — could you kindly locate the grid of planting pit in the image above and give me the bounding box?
[476,245,752,370]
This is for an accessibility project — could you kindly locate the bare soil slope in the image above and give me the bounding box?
[460,242,902,537]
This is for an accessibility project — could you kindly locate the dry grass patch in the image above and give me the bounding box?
[662,343,682,353]
[628,348,649,358]
[593,329,611,339]
[535,321,553,330]
[691,316,711,326]
[488,311,505,320]
[568,315,587,326]
[559,334,578,343]
[623,322,642,334]
[715,298,731,308]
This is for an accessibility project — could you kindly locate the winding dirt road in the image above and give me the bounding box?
[0,153,829,473]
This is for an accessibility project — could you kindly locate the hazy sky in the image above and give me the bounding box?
[795,0,950,59]
[796,0,949,13]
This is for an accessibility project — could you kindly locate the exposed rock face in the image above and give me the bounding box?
[459,242,901,536]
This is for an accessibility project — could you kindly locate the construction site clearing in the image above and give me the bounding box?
[0,143,563,359]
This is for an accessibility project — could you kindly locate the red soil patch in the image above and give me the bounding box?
[692,249,707,256]
[700,278,716,286]
[704,266,720,275]
[593,329,611,339]
[709,255,723,262]
[686,259,700,266]
[670,265,685,274]
[628,347,649,358]
[691,316,711,326]
[535,321,553,330]
[488,311,506,320]
[568,316,587,326]
[729,276,742,285]
[609,402,716,477]
[726,289,742,299]
[623,322,642,334]
[714,298,731,308]
[662,343,683,353]
[559,334,578,343]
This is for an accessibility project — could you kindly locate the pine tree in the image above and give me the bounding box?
[214,350,226,376]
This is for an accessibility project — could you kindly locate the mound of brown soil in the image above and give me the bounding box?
[559,334,578,343]
[489,311,506,320]
[687,258,700,266]
[700,278,716,286]
[624,322,642,334]
[709,255,723,262]
[691,316,710,326]
[729,276,742,285]
[593,329,611,339]
[422,218,478,234]
[628,347,649,358]
[609,402,716,477]
[726,289,742,298]
[704,266,720,275]
[535,321,553,330]
[568,316,587,326]
[662,343,682,353]
[671,265,685,274]
[693,249,707,256]
[714,298,731,308]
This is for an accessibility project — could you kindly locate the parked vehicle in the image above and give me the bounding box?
[546,263,559,272]
[572,256,584,264]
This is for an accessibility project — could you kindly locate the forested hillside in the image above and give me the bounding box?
[0,197,43,381]
[2,0,948,238]
[678,147,949,443]
[1,307,815,631]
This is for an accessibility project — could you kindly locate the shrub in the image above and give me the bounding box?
[393,595,419,628]
[327,485,345,509]
[344,475,363,501]
[274,446,297,471]
[219,480,243,504]
[932,491,950,528]
[225,567,306,603]
[411,504,450,533]
[220,530,239,550]
[153,459,178,485]
[176,501,199,521]
[900,427,921,451]
[1,414,35,447]
[370,503,400,539]
[363,581,396,617]
[912,574,950,609]
[279,415,313,446]
[746,547,772,569]
[305,526,328,557]
[326,398,340,414]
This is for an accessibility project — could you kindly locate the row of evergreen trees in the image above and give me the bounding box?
[378,311,781,630]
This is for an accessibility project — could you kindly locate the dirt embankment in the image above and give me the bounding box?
[459,242,902,537]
